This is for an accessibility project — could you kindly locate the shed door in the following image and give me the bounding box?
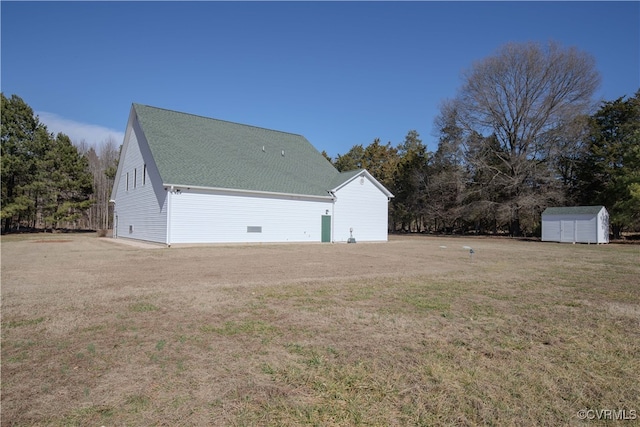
[321,215,331,243]
[561,220,575,243]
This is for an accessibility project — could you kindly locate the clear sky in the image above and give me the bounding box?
[2,1,638,158]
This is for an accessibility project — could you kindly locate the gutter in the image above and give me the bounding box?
[109,200,116,239]
[329,191,337,243]
[163,183,334,202]
[166,185,173,247]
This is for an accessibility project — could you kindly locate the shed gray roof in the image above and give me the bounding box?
[542,206,606,216]
[134,104,343,197]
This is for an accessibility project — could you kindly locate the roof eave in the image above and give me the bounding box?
[110,105,137,201]
[164,183,335,201]
[331,170,394,198]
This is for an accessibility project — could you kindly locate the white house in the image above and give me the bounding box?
[541,206,609,244]
[110,104,393,245]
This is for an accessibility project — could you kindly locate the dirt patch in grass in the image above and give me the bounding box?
[2,234,639,425]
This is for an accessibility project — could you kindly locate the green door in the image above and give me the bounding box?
[321,215,331,242]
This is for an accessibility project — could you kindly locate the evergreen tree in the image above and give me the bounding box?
[1,94,42,231]
[392,130,429,232]
[361,138,398,191]
[431,102,470,232]
[1,93,94,231]
[334,144,365,172]
[576,90,640,237]
[41,133,93,228]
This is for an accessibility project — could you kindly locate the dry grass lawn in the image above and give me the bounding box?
[1,233,639,426]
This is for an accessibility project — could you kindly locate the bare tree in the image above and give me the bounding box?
[449,41,600,235]
[77,137,119,231]
[98,137,119,230]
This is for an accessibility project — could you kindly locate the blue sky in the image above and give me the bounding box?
[2,1,638,158]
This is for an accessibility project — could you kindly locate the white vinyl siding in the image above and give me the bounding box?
[333,174,389,242]
[541,217,561,242]
[597,210,610,243]
[561,219,576,242]
[575,216,597,243]
[541,208,609,244]
[113,117,167,243]
[168,189,332,244]
[111,106,395,246]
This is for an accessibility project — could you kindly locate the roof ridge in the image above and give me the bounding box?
[542,205,605,214]
[133,103,306,139]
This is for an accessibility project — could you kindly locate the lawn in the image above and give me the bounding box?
[1,233,639,426]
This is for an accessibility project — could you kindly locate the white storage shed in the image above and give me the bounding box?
[110,104,394,245]
[541,206,609,244]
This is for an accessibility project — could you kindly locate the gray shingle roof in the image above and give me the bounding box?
[330,169,364,190]
[134,104,341,197]
[542,206,605,216]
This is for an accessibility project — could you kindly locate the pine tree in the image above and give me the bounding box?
[1,94,42,231]
[1,93,94,231]
[576,90,640,237]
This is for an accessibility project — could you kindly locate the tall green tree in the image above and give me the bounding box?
[431,101,472,232]
[41,133,93,228]
[334,144,365,172]
[1,94,43,231]
[576,90,640,237]
[1,93,94,231]
[392,130,429,232]
[361,138,398,191]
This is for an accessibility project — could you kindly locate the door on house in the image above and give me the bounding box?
[561,220,575,242]
[321,215,331,243]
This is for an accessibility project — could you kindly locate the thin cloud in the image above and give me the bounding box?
[37,111,125,147]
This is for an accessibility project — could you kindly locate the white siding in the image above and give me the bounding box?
[333,175,389,242]
[169,189,332,244]
[561,219,576,242]
[575,215,597,243]
[541,218,561,242]
[597,209,610,243]
[113,118,167,243]
[542,210,608,243]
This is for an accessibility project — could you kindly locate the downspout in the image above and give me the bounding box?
[329,191,337,243]
[109,199,116,238]
[166,186,173,247]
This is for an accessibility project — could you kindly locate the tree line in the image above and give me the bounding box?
[1,93,119,233]
[2,41,638,238]
[324,42,639,238]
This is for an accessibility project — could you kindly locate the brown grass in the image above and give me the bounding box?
[1,233,639,426]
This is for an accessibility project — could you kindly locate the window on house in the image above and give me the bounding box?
[134,168,137,189]
[143,164,147,185]
[247,226,262,233]
[126,172,129,191]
